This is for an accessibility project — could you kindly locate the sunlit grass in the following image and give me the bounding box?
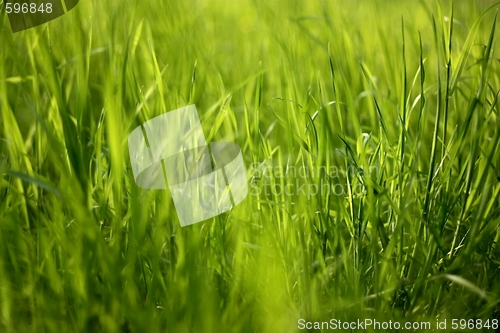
[1,0,499,332]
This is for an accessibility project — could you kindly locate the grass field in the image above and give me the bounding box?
[1,0,500,332]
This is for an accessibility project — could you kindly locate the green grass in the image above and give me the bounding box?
[1,0,500,332]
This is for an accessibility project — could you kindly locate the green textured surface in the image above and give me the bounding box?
[63,0,78,11]
[0,0,499,332]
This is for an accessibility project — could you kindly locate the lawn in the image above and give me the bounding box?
[1,0,500,332]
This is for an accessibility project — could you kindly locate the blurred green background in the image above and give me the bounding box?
[1,0,500,332]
